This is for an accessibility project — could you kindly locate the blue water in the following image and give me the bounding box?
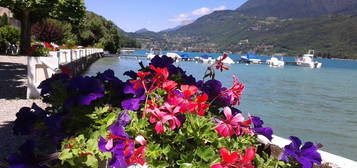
[86,53,357,160]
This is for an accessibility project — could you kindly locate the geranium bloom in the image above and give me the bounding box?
[211,147,256,168]
[148,107,173,134]
[224,75,245,106]
[195,93,210,116]
[280,136,322,168]
[215,107,251,137]
[181,85,198,98]
[160,103,182,130]
[214,53,230,72]
[162,80,178,92]
[130,71,151,90]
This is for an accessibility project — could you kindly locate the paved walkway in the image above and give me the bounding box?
[0,56,47,163]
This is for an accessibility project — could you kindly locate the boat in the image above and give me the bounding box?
[166,52,181,60]
[217,55,235,64]
[240,52,261,64]
[266,56,285,67]
[200,55,215,64]
[295,50,322,68]
[147,48,162,59]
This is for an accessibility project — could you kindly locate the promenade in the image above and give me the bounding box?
[0,55,46,162]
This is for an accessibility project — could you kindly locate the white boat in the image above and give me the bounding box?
[217,55,235,64]
[266,56,284,67]
[295,50,322,68]
[147,48,162,59]
[240,53,261,64]
[166,52,181,60]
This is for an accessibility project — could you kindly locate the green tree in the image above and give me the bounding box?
[0,25,20,52]
[0,14,9,27]
[0,0,85,54]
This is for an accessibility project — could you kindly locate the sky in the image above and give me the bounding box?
[85,0,248,32]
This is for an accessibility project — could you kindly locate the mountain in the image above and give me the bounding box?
[237,0,357,18]
[159,25,182,33]
[130,0,357,59]
[135,28,152,33]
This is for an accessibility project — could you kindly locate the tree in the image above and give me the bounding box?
[0,14,9,27]
[0,0,85,54]
[32,19,64,43]
[0,25,20,52]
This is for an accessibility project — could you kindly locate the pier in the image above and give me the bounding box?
[27,48,104,99]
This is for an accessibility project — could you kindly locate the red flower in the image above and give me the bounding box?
[195,93,210,116]
[162,80,178,92]
[211,147,256,168]
[180,85,198,98]
[214,53,230,72]
[150,65,169,81]
[130,71,151,90]
[126,146,147,166]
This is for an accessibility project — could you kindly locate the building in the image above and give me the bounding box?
[0,7,21,28]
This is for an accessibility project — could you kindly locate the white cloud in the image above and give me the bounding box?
[192,7,211,16]
[213,5,227,11]
[168,14,193,25]
[169,5,227,26]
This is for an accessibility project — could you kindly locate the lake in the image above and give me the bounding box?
[85,54,357,160]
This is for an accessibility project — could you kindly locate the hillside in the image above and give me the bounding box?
[237,0,357,18]
[130,0,357,59]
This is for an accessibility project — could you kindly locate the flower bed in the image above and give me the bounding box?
[7,55,324,168]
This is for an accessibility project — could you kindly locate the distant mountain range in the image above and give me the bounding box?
[129,0,357,59]
[135,28,152,33]
[237,0,357,18]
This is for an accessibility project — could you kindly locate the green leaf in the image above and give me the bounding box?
[84,155,98,168]
[195,147,215,162]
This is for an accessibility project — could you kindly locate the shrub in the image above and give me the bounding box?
[0,25,20,53]
[32,19,65,43]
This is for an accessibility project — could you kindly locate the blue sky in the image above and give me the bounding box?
[85,0,247,32]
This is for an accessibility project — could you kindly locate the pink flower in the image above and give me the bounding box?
[215,107,251,137]
[181,85,198,99]
[225,75,245,106]
[160,103,182,130]
[148,107,172,134]
[195,93,210,116]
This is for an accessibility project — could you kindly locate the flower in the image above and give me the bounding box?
[7,140,48,168]
[13,103,47,135]
[160,103,182,130]
[195,93,210,116]
[98,112,134,168]
[211,147,256,168]
[148,107,172,134]
[121,84,146,111]
[223,75,245,106]
[215,107,252,137]
[280,136,322,168]
[162,80,178,92]
[250,116,273,141]
[181,85,198,99]
[150,55,174,68]
[130,71,151,90]
[67,76,105,106]
[214,53,230,72]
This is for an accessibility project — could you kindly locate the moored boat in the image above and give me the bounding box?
[295,50,322,68]
[266,56,285,67]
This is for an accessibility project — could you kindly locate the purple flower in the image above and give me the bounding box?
[38,74,69,96]
[98,112,133,168]
[197,80,231,107]
[150,55,174,68]
[280,136,322,168]
[13,104,47,135]
[121,83,146,111]
[250,116,273,141]
[67,76,104,106]
[7,140,48,168]
[124,70,138,79]
[99,69,118,81]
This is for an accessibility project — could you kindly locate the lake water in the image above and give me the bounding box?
[86,54,357,160]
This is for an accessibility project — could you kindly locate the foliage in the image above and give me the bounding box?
[7,56,321,168]
[32,19,64,43]
[133,12,357,59]
[78,12,141,54]
[0,25,20,53]
[0,0,86,53]
[0,14,9,27]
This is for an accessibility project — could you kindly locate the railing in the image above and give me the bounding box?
[27,48,104,99]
